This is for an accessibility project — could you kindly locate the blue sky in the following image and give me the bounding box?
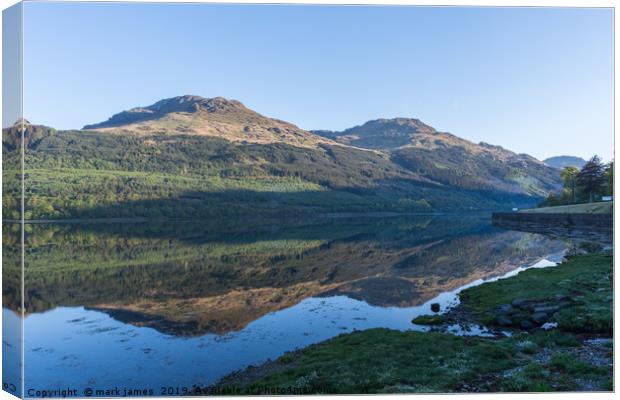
[20,3,613,161]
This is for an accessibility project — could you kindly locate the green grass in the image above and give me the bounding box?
[500,351,611,392]
[459,254,613,333]
[238,329,520,393]
[226,328,611,394]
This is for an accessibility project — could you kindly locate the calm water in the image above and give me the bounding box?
[3,215,574,396]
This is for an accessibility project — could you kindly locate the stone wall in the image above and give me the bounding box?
[491,212,613,244]
[492,212,612,231]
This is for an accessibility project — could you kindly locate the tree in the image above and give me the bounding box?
[605,160,614,196]
[560,166,579,203]
[576,155,606,202]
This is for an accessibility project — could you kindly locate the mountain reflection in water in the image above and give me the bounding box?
[3,215,568,392]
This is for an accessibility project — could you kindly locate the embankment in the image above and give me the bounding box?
[492,203,612,243]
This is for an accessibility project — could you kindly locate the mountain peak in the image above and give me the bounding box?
[360,118,438,136]
[83,95,249,130]
[149,95,246,114]
[312,117,438,150]
[81,95,337,148]
[11,117,31,128]
[544,155,587,169]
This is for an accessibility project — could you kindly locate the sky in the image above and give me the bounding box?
[16,2,614,161]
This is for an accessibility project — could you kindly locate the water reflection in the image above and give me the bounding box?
[3,215,569,392]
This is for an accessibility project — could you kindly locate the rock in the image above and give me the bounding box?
[497,304,514,314]
[520,320,535,330]
[430,303,440,312]
[495,316,513,326]
[527,302,548,311]
[531,312,549,324]
[541,322,558,330]
[533,305,559,314]
[511,298,527,308]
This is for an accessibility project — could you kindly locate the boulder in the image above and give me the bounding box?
[495,316,513,326]
[520,320,535,330]
[497,304,514,314]
[430,303,440,312]
[531,312,549,325]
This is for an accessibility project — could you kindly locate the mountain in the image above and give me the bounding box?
[83,95,333,148]
[313,118,560,196]
[3,95,561,220]
[544,155,587,169]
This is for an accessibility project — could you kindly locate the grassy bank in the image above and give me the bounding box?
[520,202,613,214]
[458,253,612,333]
[216,254,613,393]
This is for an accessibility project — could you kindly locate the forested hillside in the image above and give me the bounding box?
[2,95,561,219]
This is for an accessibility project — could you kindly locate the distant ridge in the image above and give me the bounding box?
[544,155,587,169]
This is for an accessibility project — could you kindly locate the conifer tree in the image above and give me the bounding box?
[576,156,606,202]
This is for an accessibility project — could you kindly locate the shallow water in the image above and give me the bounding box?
[2,215,571,396]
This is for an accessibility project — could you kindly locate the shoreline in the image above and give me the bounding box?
[211,253,613,393]
[3,212,475,225]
